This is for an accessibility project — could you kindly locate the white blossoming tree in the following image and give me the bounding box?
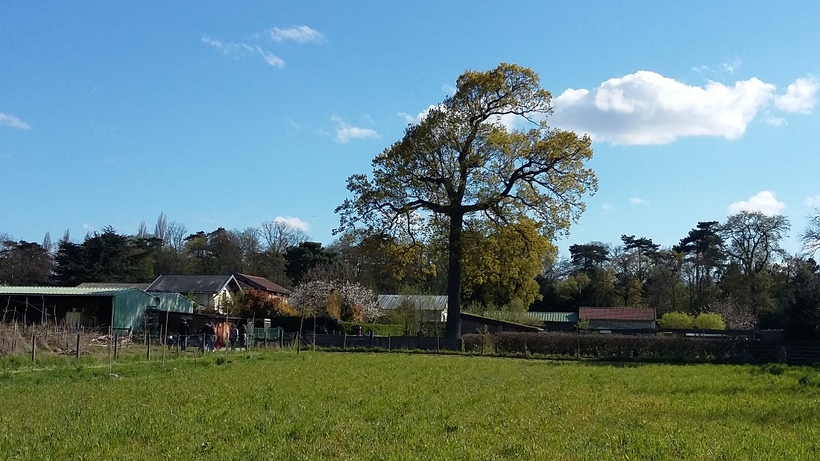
[290,280,381,323]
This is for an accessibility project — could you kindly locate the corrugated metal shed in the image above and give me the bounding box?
[377,295,447,311]
[112,290,195,332]
[76,282,152,290]
[461,312,543,333]
[0,286,128,296]
[0,286,194,332]
[531,311,578,323]
[486,311,578,323]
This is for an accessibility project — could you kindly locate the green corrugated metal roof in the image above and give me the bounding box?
[482,311,578,323]
[0,286,195,333]
[529,312,578,323]
[0,286,129,296]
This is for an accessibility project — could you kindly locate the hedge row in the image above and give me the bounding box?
[462,332,748,363]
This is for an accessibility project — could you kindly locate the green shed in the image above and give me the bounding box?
[0,286,195,333]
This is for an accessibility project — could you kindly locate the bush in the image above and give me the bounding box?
[693,313,726,330]
[658,312,694,329]
[462,331,745,363]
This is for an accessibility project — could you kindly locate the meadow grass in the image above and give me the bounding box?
[1,351,819,460]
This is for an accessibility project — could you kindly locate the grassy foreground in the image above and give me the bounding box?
[1,352,820,460]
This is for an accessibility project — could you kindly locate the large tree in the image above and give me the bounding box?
[52,227,161,285]
[674,221,723,312]
[461,218,554,309]
[284,242,340,286]
[801,208,820,255]
[335,63,597,339]
[0,239,53,285]
[719,211,790,315]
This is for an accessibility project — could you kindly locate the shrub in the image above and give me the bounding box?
[693,313,726,330]
[658,311,694,329]
[462,331,745,363]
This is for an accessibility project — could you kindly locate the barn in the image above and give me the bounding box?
[0,286,194,333]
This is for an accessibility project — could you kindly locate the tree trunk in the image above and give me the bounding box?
[445,213,464,340]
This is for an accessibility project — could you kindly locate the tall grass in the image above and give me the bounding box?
[1,352,819,460]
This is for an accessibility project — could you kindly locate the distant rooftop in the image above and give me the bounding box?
[0,286,131,296]
[147,275,240,294]
[377,295,448,311]
[579,307,656,321]
[77,282,151,290]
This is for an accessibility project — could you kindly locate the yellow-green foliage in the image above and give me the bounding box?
[693,312,727,330]
[658,311,694,329]
[461,218,555,307]
[1,353,820,459]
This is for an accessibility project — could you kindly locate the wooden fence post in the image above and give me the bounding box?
[30,334,36,363]
[75,333,81,361]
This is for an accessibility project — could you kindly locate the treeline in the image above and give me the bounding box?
[0,213,322,289]
[2,210,820,339]
[536,212,820,339]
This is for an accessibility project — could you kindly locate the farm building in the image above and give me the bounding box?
[481,311,579,331]
[460,312,543,334]
[0,286,194,333]
[232,272,291,298]
[579,307,656,332]
[76,282,152,290]
[147,274,244,311]
[377,295,448,323]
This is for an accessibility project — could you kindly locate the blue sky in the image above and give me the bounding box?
[1,1,818,256]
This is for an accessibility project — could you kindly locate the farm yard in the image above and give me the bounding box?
[1,351,820,460]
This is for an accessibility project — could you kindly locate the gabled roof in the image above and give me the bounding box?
[377,295,447,311]
[146,275,242,294]
[579,307,656,321]
[232,272,291,296]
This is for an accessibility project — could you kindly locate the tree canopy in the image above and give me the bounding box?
[336,63,597,339]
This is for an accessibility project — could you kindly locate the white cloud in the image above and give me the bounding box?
[722,58,742,74]
[0,113,30,130]
[255,46,285,68]
[202,35,284,68]
[274,216,311,232]
[202,36,247,54]
[629,197,648,206]
[82,223,95,232]
[332,116,378,143]
[805,196,820,208]
[399,105,438,124]
[400,103,527,133]
[774,77,818,114]
[268,26,324,43]
[728,191,786,215]
[766,116,787,127]
[552,71,816,145]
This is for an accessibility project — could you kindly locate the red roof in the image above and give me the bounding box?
[579,307,656,321]
[233,272,291,296]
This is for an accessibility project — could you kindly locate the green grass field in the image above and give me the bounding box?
[1,351,819,460]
